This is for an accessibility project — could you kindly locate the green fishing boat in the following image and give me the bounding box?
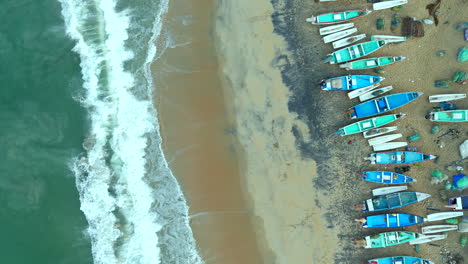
[340,56,405,70]
[363,231,419,248]
[325,41,387,64]
[425,110,468,122]
[334,113,405,136]
[306,10,371,25]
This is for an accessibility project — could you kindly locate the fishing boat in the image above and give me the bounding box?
[370,35,407,43]
[333,34,366,49]
[409,234,447,245]
[422,225,458,234]
[359,213,425,228]
[340,56,405,70]
[319,23,354,35]
[348,85,381,99]
[361,231,419,248]
[363,126,397,138]
[320,74,384,91]
[372,186,407,196]
[366,151,436,165]
[426,211,464,222]
[323,28,357,43]
[334,113,405,136]
[361,171,415,184]
[348,92,422,119]
[356,192,430,212]
[373,142,408,151]
[359,86,393,102]
[325,40,387,64]
[368,133,402,146]
[373,0,408,11]
[366,256,434,264]
[446,195,468,210]
[306,10,371,25]
[425,110,468,122]
[429,93,466,103]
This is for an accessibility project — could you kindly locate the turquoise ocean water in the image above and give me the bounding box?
[1,0,203,263]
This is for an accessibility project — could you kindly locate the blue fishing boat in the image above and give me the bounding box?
[366,256,434,264]
[361,171,415,184]
[320,75,384,91]
[366,151,437,165]
[356,192,431,212]
[358,213,425,228]
[349,92,423,119]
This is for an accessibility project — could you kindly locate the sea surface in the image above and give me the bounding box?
[0,0,203,263]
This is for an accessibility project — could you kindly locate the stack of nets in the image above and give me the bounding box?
[401,17,425,37]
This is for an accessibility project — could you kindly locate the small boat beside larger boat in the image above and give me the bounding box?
[334,113,405,136]
[320,74,384,91]
[425,110,468,122]
[340,56,405,70]
[366,256,434,264]
[357,192,431,212]
[361,171,416,184]
[349,92,423,119]
[325,40,387,64]
[306,10,372,25]
[360,231,420,248]
[359,213,425,228]
[366,151,436,165]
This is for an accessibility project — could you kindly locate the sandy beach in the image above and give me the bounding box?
[154,0,468,263]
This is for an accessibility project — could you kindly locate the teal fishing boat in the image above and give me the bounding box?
[306,10,372,25]
[366,256,434,264]
[361,231,420,248]
[340,56,405,70]
[334,113,405,136]
[325,40,387,64]
[425,110,468,122]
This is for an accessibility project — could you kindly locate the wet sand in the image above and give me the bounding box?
[153,0,468,263]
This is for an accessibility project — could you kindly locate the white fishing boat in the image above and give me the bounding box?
[333,34,366,49]
[422,225,458,234]
[368,133,402,146]
[426,211,464,222]
[359,86,393,101]
[409,234,447,245]
[372,186,408,196]
[363,126,398,138]
[429,93,467,103]
[323,28,358,43]
[348,84,380,99]
[373,0,408,11]
[373,142,408,151]
[370,35,407,43]
[320,23,354,35]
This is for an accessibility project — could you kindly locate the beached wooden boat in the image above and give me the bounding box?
[425,110,468,122]
[333,33,366,49]
[373,142,408,151]
[357,192,430,212]
[372,186,407,196]
[361,171,415,184]
[334,113,405,136]
[373,0,408,11]
[340,56,406,70]
[306,10,371,25]
[366,151,436,165]
[320,74,384,91]
[363,126,397,138]
[429,93,466,103]
[446,195,468,210]
[319,23,354,35]
[426,211,464,222]
[359,213,425,228]
[362,231,419,248]
[326,40,387,64]
[359,86,393,102]
[348,84,381,99]
[349,92,422,119]
[366,256,434,264]
[422,225,458,234]
[368,133,402,146]
[323,28,357,43]
[370,35,407,43]
[409,234,447,245]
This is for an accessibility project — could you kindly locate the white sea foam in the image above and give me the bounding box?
[59,0,203,263]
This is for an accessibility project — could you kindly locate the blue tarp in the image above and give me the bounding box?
[452,174,468,190]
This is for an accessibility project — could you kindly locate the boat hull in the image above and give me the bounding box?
[429,93,466,103]
[363,231,418,248]
[361,171,415,184]
[340,56,405,70]
[426,110,468,122]
[359,192,430,212]
[362,213,425,228]
[335,114,404,136]
[333,33,366,49]
[363,126,397,138]
[320,75,384,91]
[349,92,422,119]
[367,256,433,264]
[306,10,371,25]
[367,151,436,165]
[329,40,386,64]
